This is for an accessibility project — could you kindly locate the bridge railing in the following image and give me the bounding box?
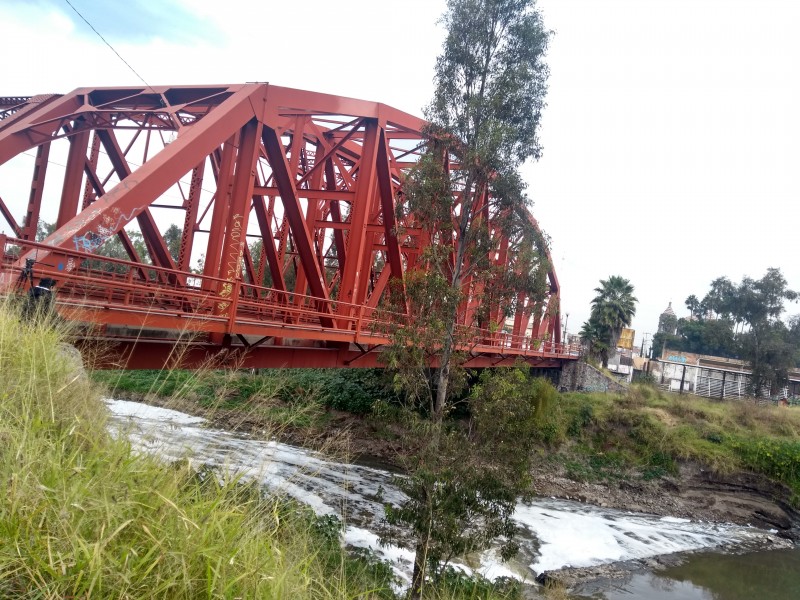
[0,235,580,359]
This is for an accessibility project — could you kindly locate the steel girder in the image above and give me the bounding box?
[0,84,571,369]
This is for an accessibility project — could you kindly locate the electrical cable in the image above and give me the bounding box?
[62,0,155,93]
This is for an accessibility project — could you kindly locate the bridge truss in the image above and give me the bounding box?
[0,84,574,369]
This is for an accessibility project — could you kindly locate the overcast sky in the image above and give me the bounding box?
[2,0,799,349]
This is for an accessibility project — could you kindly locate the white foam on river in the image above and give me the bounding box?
[105,398,776,582]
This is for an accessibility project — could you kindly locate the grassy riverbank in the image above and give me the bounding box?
[0,305,523,599]
[547,386,800,501]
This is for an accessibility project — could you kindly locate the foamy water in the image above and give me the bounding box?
[106,399,776,583]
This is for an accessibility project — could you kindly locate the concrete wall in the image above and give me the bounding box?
[559,360,627,394]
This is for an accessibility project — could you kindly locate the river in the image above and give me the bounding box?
[106,399,797,597]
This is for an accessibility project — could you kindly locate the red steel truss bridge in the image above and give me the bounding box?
[0,84,577,369]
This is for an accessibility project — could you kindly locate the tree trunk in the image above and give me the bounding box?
[434,317,456,419]
[409,542,427,600]
[409,477,436,600]
[433,169,473,420]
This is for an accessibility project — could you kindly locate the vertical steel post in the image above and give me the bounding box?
[680,364,687,394]
[22,142,51,240]
[202,135,237,289]
[56,126,90,228]
[337,119,379,319]
[216,119,261,318]
[178,161,205,273]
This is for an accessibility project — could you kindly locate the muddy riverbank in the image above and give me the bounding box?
[531,462,800,541]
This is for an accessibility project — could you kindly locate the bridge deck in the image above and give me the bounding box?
[1,236,579,369]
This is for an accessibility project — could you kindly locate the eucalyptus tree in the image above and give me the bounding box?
[380,1,552,597]
[394,0,551,419]
[732,269,798,394]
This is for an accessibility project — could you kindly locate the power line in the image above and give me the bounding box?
[62,0,154,92]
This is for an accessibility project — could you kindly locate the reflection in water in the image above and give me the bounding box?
[587,549,800,599]
[598,574,715,600]
[660,549,800,600]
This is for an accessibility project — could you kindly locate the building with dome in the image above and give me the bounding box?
[657,302,677,335]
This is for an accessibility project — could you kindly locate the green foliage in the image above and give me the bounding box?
[93,368,397,416]
[567,403,594,436]
[731,437,800,500]
[35,219,55,241]
[581,275,637,366]
[381,270,469,415]
[539,387,800,501]
[382,5,554,591]
[676,317,738,358]
[470,370,556,477]
[431,569,522,600]
[388,0,552,423]
[382,370,555,594]
[429,0,550,167]
[163,223,182,263]
[277,369,398,414]
[664,268,799,395]
[578,318,608,363]
[685,294,702,319]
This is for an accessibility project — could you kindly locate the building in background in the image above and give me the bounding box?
[651,349,800,402]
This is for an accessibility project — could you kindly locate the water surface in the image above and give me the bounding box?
[105,399,786,587]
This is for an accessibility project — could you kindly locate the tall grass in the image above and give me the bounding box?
[545,384,800,500]
[0,300,525,600]
[0,301,402,599]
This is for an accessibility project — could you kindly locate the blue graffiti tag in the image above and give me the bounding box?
[73,232,106,252]
[71,207,139,253]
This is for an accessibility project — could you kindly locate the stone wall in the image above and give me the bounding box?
[559,360,627,394]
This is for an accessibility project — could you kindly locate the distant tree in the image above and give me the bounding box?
[36,220,55,242]
[32,220,154,277]
[685,294,701,319]
[163,224,182,264]
[671,269,798,395]
[651,330,682,359]
[587,275,637,367]
[86,229,151,275]
[702,276,735,321]
[731,269,798,394]
[676,317,737,358]
[579,316,609,365]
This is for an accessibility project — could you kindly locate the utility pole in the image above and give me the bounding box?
[640,332,650,357]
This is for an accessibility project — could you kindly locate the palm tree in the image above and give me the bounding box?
[685,294,701,319]
[579,318,608,365]
[590,275,637,366]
